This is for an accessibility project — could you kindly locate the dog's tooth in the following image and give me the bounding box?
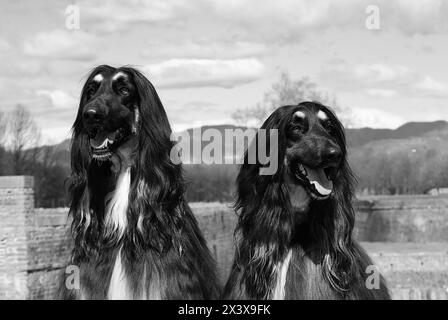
[96,139,108,149]
[299,164,307,176]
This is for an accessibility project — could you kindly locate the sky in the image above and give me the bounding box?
[0,0,448,145]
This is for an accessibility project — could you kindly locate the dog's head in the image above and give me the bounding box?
[75,65,142,161]
[69,65,184,256]
[236,102,357,298]
[283,101,346,202]
[239,101,348,212]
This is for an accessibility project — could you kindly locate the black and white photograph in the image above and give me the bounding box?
[0,0,447,307]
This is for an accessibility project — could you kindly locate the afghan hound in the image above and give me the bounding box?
[223,102,390,300]
[60,65,219,299]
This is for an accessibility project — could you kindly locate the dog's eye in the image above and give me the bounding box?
[293,123,306,134]
[86,86,97,98]
[292,111,308,134]
[119,87,130,96]
[323,120,334,133]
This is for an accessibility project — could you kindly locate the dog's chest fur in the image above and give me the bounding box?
[270,249,338,300]
[103,168,150,299]
[271,250,292,299]
[108,248,133,299]
[104,167,131,239]
[104,168,133,299]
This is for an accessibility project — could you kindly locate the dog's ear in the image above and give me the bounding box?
[68,65,122,258]
[119,67,176,177]
[315,134,360,293]
[234,106,296,299]
[118,68,185,254]
[122,68,172,138]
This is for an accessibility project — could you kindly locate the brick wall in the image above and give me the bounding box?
[26,208,71,299]
[0,176,447,300]
[0,176,34,299]
[355,195,448,242]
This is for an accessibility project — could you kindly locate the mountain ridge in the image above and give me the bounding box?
[47,120,448,155]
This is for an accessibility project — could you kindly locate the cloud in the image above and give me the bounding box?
[165,100,232,132]
[36,90,77,109]
[23,30,96,61]
[195,0,448,43]
[323,62,412,84]
[143,58,265,89]
[79,0,190,33]
[141,39,267,60]
[365,88,397,98]
[353,64,411,83]
[66,0,448,45]
[40,126,71,145]
[0,38,11,53]
[182,101,219,109]
[393,0,448,34]
[321,61,448,98]
[349,107,405,129]
[414,76,448,96]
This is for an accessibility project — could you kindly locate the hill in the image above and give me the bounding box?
[44,120,448,168]
[350,125,448,194]
[346,120,448,147]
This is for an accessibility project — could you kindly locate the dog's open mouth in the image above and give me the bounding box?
[90,128,126,161]
[293,163,337,200]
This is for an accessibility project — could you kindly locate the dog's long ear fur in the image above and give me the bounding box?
[307,106,361,294]
[118,67,185,256]
[234,106,295,299]
[68,65,116,261]
[234,104,360,298]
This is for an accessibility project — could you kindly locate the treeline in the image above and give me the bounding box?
[2,105,447,208]
[350,131,448,195]
[0,105,69,207]
[184,164,238,202]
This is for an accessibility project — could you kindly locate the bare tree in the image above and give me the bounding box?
[0,111,6,174]
[0,111,6,144]
[232,72,352,127]
[7,104,41,174]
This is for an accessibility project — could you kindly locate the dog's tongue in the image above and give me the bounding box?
[90,131,117,148]
[303,165,333,196]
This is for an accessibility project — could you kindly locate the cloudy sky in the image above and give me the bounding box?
[1,0,448,144]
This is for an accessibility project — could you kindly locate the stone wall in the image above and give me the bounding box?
[26,208,71,300]
[0,176,447,300]
[0,176,33,299]
[355,195,448,242]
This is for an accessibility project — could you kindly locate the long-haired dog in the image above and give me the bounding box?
[223,102,390,299]
[60,65,219,299]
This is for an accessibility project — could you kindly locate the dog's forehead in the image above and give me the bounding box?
[112,71,129,81]
[293,110,306,119]
[317,110,329,121]
[92,70,129,83]
[92,73,104,82]
[293,107,328,120]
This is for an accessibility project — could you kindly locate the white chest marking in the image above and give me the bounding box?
[272,250,292,300]
[108,248,132,300]
[104,167,131,238]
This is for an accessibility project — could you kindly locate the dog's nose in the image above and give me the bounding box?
[323,147,342,164]
[83,108,104,123]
